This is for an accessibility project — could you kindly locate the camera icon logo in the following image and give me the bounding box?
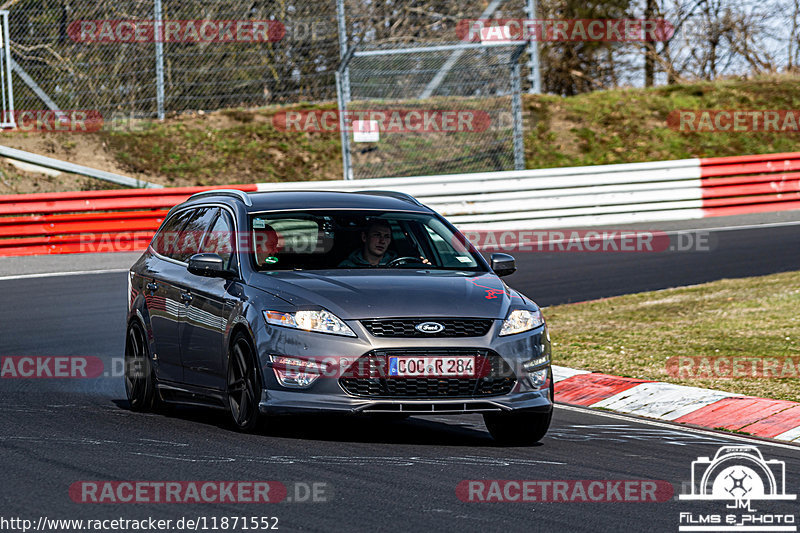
[680,446,796,501]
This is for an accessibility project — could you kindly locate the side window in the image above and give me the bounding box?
[201,209,235,269]
[424,225,450,257]
[173,207,219,263]
[423,222,477,268]
[151,209,194,259]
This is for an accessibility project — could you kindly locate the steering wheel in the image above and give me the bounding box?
[387,256,426,267]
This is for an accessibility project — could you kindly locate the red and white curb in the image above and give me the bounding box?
[552,365,800,443]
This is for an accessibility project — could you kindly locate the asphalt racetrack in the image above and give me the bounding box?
[1,216,799,532]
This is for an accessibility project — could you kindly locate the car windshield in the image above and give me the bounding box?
[249,210,484,271]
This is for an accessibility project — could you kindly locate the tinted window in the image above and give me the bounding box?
[201,209,235,269]
[249,211,482,271]
[151,208,195,259]
[173,208,219,263]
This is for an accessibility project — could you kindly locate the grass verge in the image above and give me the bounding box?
[524,74,800,168]
[544,270,800,402]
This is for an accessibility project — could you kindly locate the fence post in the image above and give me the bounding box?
[154,0,165,120]
[0,11,15,127]
[335,43,355,181]
[511,45,525,171]
[335,72,351,181]
[336,0,351,103]
[526,0,541,94]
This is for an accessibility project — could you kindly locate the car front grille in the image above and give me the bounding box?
[360,318,494,337]
[339,348,516,398]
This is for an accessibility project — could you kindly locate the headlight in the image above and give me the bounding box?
[499,308,544,336]
[264,309,356,337]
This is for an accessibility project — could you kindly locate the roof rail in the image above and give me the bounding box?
[355,190,422,206]
[188,189,253,206]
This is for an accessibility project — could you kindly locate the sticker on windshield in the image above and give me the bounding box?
[253,219,266,229]
[456,256,472,263]
[264,256,279,264]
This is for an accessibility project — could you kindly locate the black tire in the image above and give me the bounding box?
[125,321,156,412]
[226,332,263,432]
[483,410,552,446]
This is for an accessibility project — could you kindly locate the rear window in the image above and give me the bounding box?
[151,208,195,260]
[151,207,221,263]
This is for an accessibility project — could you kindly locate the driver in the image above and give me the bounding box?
[339,220,397,267]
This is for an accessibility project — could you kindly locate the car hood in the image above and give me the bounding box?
[251,270,521,319]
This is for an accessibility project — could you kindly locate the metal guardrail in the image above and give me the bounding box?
[0,145,162,189]
[0,153,798,256]
[256,154,800,229]
[258,158,706,229]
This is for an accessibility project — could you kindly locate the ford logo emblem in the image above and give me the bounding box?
[415,322,444,334]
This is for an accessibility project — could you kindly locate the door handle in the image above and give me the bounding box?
[146,282,159,291]
[180,292,193,303]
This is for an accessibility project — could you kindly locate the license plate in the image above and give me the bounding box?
[388,356,475,377]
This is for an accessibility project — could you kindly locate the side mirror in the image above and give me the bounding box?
[187,253,235,279]
[490,253,516,277]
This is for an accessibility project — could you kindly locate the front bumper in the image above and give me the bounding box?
[254,318,553,416]
[258,377,553,415]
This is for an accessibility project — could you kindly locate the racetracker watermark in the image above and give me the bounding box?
[454,230,713,253]
[267,354,500,382]
[272,110,492,133]
[667,356,800,379]
[76,230,715,254]
[668,110,800,132]
[457,19,673,42]
[0,356,104,378]
[3,111,152,133]
[68,481,325,504]
[4,110,103,133]
[456,480,674,502]
[68,20,285,44]
[78,230,335,255]
[0,356,161,379]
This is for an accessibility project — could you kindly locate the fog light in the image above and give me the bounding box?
[270,355,327,388]
[527,368,549,388]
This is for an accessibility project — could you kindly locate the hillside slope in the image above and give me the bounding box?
[0,75,798,193]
